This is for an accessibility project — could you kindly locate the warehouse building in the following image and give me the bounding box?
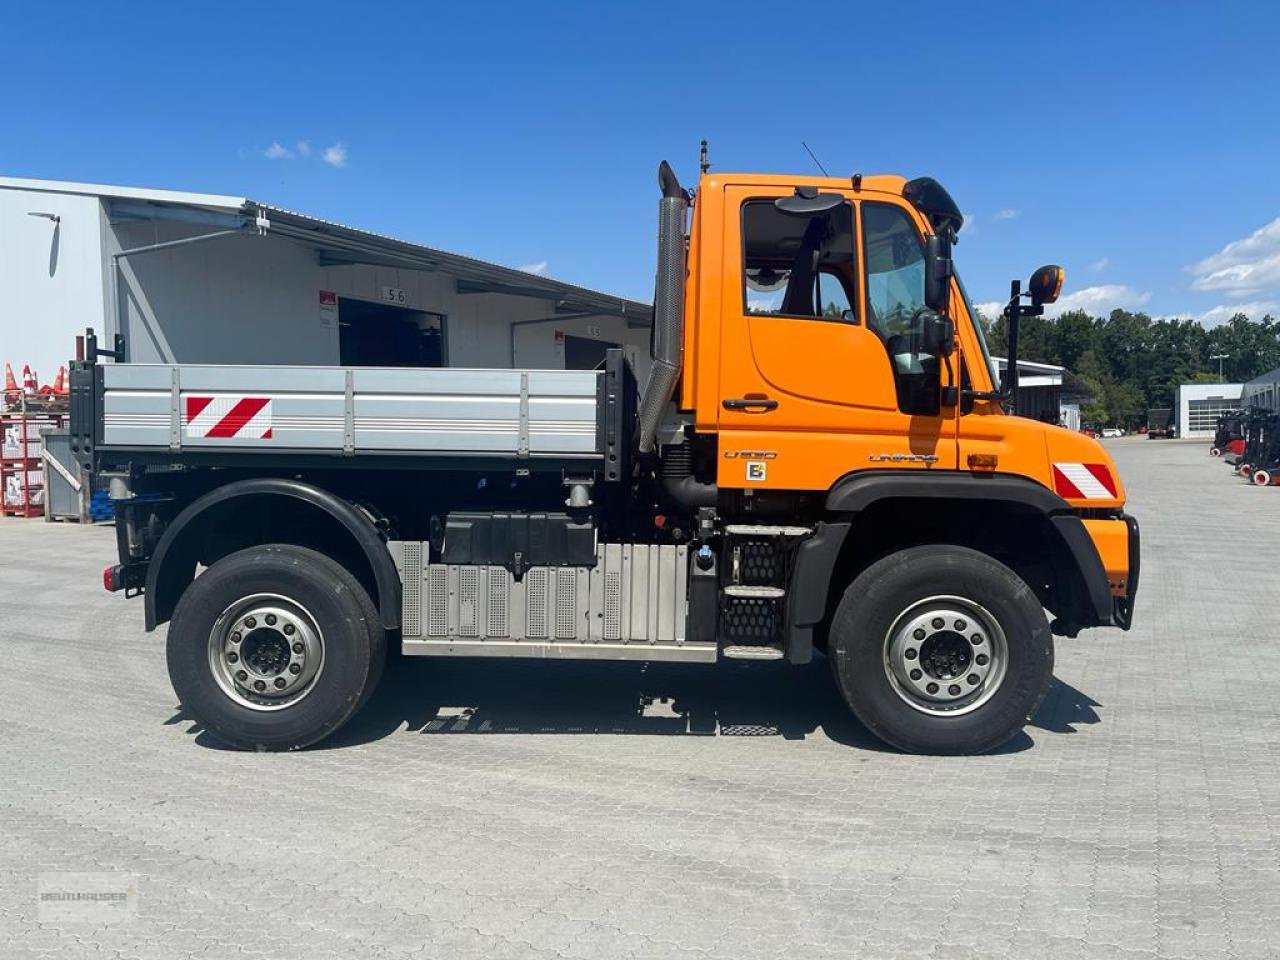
[1,177,650,380]
[994,357,1066,424]
[1242,367,1280,412]
[1175,382,1244,439]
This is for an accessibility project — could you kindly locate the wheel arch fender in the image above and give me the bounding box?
[144,478,401,633]
[785,471,1114,660]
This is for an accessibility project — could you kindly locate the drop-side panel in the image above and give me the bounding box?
[99,363,603,459]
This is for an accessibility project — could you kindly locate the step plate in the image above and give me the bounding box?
[722,644,785,660]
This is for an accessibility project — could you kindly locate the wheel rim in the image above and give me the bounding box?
[883,595,1009,717]
[207,594,325,711]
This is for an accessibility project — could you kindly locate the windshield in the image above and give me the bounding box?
[955,272,999,387]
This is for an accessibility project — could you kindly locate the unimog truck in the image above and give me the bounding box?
[74,159,1139,754]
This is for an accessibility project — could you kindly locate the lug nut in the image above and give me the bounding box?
[967,674,980,685]
[227,652,239,664]
[909,668,922,681]
[905,648,918,660]
[292,642,304,654]
[230,632,241,644]
[926,682,939,694]
[245,617,257,629]
[274,677,287,689]
[976,654,989,666]
[954,619,967,631]
[913,628,925,641]
[948,684,961,696]
[289,663,301,675]
[970,634,983,646]
[931,618,944,629]
[235,670,248,682]
[253,680,266,691]
[283,624,295,636]
[265,614,277,626]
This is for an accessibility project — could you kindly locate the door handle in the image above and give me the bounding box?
[722,396,778,412]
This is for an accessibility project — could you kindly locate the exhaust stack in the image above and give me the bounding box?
[636,161,689,453]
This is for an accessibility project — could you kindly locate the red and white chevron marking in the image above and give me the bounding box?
[1052,461,1117,500]
[183,395,273,440]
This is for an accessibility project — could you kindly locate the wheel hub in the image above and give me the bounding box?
[208,595,324,711]
[883,597,1008,716]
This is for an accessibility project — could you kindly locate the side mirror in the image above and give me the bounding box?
[1028,264,1064,306]
[923,235,953,312]
[917,311,955,357]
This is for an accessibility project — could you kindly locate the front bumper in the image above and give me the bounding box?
[1112,513,1140,630]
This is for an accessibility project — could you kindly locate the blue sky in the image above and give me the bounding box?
[4,0,1279,326]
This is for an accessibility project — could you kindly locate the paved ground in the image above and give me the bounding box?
[2,438,1279,959]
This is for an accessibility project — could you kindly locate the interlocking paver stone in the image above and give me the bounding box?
[2,438,1277,959]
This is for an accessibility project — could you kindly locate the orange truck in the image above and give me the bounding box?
[76,158,1138,754]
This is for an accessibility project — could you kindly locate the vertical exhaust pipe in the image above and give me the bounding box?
[636,161,689,453]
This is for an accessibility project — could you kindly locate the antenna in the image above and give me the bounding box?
[801,141,829,177]
[699,139,710,174]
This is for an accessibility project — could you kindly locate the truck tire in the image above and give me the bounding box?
[828,544,1053,755]
[166,544,382,751]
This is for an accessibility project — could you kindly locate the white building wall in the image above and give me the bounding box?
[1175,382,1243,439]
[1,183,651,378]
[0,188,109,379]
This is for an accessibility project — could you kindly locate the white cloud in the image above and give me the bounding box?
[517,260,549,275]
[1089,257,1109,272]
[993,208,1020,221]
[974,301,1005,319]
[321,142,348,169]
[1188,216,1280,297]
[1189,300,1280,328]
[960,212,977,236]
[1043,284,1151,319]
[264,141,294,160]
[295,140,312,158]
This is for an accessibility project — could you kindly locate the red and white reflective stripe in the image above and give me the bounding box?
[183,395,273,440]
[1052,462,1117,500]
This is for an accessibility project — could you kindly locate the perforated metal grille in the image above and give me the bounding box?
[487,567,509,637]
[459,567,479,637]
[526,568,548,638]
[402,542,422,637]
[555,570,577,639]
[722,597,779,644]
[603,571,622,640]
[427,567,449,636]
[736,539,782,586]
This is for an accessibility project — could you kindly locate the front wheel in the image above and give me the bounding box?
[829,545,1053,755]
[167,544,381,751]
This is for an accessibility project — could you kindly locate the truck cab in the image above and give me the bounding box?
[83,158,1139,756]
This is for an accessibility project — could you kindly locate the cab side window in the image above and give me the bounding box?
[742,200,856,320]
[862,202,941,416]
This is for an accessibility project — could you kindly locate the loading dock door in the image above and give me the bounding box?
[339,297,445,367]
[563,333,620,370]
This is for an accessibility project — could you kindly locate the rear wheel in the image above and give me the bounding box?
[829,545,1053,755]
[167,544,381,751]
[1253,469,1272,487]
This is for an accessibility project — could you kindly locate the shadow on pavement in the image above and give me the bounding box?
[171,655,1098,754]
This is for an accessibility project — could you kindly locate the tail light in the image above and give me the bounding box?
[103,565,123,592]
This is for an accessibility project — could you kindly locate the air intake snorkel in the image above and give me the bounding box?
[636,161,690,453]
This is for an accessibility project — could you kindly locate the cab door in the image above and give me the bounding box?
[716,186,957,492]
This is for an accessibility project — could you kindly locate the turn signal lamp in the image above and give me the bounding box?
[967,453,998,472]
